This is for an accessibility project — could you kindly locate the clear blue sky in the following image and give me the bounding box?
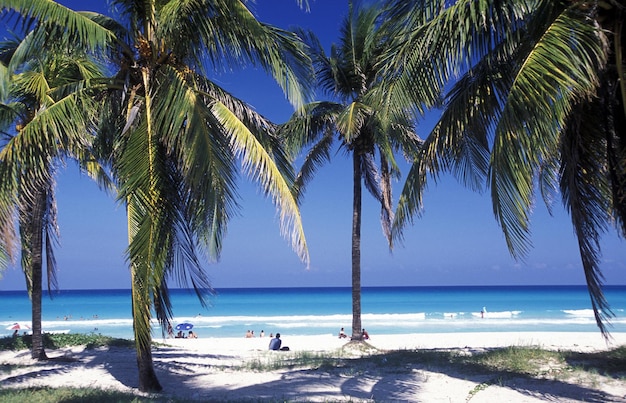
[1,1,624,291]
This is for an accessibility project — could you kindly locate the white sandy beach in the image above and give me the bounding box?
[1,332,625,402]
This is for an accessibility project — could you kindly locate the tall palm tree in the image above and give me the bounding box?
[0,31,108,359]
[391,0,625,336]
[280,3,427,341]
[3,0,314,392]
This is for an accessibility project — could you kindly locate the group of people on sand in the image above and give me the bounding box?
[166,323,198,339]
[245,329,269,338]
[338,327,369,340]
[175,330,197,339]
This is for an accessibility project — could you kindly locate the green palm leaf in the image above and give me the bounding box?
[211,101,309,265]
[392,0,621,336]
[1,0,113,51]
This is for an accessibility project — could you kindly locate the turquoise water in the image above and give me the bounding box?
[1,286,625,339]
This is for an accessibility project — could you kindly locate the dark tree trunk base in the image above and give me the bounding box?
[32,348,48,361]
[138,372,163,393]
[137,351,163,393]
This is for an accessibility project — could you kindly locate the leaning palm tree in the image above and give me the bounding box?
[94,1,312,391]
[3,0,313,392]
[280,3,428,341]
[391,0,625,336]
[0,32,108,359]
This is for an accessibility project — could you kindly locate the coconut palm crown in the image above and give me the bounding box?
[391,0,625,336]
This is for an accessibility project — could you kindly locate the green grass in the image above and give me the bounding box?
[468,345,566,375]
[242,350,345,371]
[0,333,134,351]
[0,387,155,403]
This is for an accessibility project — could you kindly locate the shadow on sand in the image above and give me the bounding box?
[1,342,625,402]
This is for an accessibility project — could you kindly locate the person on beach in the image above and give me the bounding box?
[188,330,198,338]
[338,327,347,338]
[481,307,487,318]
[260,330,265,337]
[362,328,369,340]
[245,330,252,338]
[269,333,282,350]
[12,329,18,338]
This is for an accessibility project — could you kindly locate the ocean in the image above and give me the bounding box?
[1,286,625,339]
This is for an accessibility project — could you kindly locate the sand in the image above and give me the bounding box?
[1,332,625,402]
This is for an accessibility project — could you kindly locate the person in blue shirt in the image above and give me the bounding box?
[268,333,282,350]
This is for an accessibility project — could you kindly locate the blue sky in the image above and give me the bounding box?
[1,1,624,291]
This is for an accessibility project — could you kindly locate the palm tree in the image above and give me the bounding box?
[0,31,108,359]
[279,3,426,341]
[3,0,313,391]
[391,0,625,336]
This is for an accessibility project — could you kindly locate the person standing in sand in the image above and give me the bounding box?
[338,327,347,338]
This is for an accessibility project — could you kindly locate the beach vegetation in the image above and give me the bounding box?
[0,387,156,403]
[469,346,566,376]
[467,380,491,401]
[1,0,313,393]
[0,28,110,361]
[243,350,344,372]
[279,1,429,342]
[195,343,626,393]
[0,333,133,351]
[388,0,626,337]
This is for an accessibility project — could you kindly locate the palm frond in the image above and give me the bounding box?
[0,93,95,166]
[43,176,58,293]
[379,151,394,246]
[292,132,334,205]
[337,101,370,143]
[153,66,239,260]
[560,99,614,337]
[211,101,309,265]
[279,102,342,204]
[0,158,18,266]
[280,102,343,154]
[159,0,313,108]
[1,0,113,51]
[361,152,382,204]
[490,2,607,258]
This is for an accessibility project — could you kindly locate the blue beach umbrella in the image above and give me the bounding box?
[175,323,193,331]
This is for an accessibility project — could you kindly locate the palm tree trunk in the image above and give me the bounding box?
[131,268,163,392]
[136,342,161,392]
[351,152,363,341]
[129,68,162,393]
[29,189,48,360]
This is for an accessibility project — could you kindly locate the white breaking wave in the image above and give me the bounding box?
[563,309,596,317]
